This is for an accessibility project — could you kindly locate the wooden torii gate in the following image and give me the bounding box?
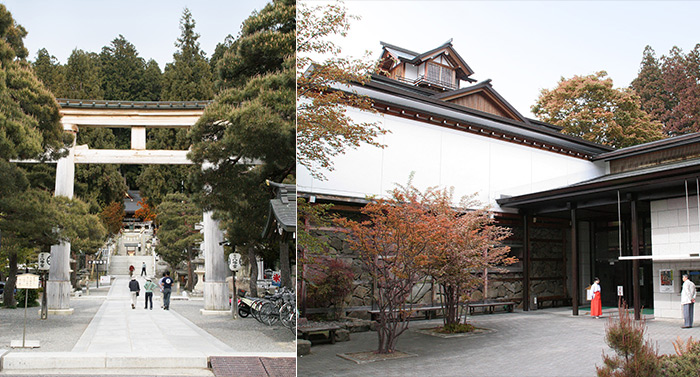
[43,99,232,315]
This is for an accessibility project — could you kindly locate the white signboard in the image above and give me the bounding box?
[617,285,624,296]
[16,274,40,289]
[100,275,111,285]
[38,253,50,271]
[228,253,242,272]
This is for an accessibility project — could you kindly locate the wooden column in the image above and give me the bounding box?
[522,213,530,311]
[571,206,579,316]
[631,198,641,320]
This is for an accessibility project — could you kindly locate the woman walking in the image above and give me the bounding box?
[591,277,602,318]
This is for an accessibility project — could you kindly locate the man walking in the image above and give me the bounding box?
[141,262,147,276]
[143,277,157,310]
[160,271,174,310]
[128,277,140,310]
[682,274,696,328]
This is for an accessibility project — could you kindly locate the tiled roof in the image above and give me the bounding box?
[57,99,211,109]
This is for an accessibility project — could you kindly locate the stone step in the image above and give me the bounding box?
[108,255,155,276]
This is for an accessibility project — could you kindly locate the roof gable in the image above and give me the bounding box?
[380,39,475,82]
[433,80,529,123]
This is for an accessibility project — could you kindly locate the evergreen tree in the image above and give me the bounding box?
[155,193,202,291]
[142,59,163,101]
[99,35,147,100]
[32,48,65,96]
[631,46,667,126]
[215,0,295,89]
[658,46,700,135]
[64,49,103,99]
[161,8,214,101]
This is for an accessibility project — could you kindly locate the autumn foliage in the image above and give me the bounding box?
[533,71,664,148]
[100,201,125,235]
[134,198,156,222]
[337,180,513,353]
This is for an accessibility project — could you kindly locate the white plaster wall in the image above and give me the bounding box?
[653,261,700,319]
[297,107,607,209]
[651,197,700,318]
[404,64,418,80]
[651,197,700,257]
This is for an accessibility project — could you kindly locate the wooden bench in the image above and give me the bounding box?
[536,295,571,309]
[297,325,341,345]
[368,305,445,321]
[467,301,516,315]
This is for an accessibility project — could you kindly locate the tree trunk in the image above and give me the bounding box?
[279,240,292,289]
[3,250,18,307]
[247,245,258,297]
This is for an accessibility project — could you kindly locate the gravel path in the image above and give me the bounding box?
[170,298,296,354]
[0,294,106,352]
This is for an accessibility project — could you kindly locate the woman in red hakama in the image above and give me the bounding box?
[591,277,602,318]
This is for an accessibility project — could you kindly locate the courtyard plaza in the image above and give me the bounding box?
[299,306,697,377]
[0,276,295,376]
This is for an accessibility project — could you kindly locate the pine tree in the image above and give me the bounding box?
[161,8,214,101]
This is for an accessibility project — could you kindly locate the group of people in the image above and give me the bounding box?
[128,271,175,310]
[128,262,148,277]
[589,275,698,328]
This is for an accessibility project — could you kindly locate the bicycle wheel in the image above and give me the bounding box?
[279,303,294,329]
[260,301,279,326]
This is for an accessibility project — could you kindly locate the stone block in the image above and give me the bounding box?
[298,339,311,356]
[334,329,350,342]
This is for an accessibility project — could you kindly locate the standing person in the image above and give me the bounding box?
[160,271,174,310]
[143,277,157,310]
[128,277,140,309]
[590,277,602,319]
[141,262,147,276]
[128,265,135,277]
[682,274,697,328]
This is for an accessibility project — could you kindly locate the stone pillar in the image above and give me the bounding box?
[48,126,76,314]
[201,211,229,314]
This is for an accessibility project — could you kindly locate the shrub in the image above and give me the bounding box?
[14,289,40,308]
[659,337,700,376]
[306,258,354,319]
[597,299,659,377]
[437,323,475,334]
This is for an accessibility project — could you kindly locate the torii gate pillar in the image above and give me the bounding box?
[47,125,76,315]
[201,211,230,313]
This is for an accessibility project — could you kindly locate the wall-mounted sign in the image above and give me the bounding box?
[660,269,674,293]
[617,285,624,296]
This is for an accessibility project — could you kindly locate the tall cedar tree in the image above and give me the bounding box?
[32,48,64,96]
[336,182,444,354]
[161,8,214,101]
[532,71,664,148]
[630,46,668,129]
[64,49,103,99]
[99,35,154,101]
[189,0,295,294]
[297,1,386,179]
[155,193,202,291]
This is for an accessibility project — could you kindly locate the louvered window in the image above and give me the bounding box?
[426,62,454,88]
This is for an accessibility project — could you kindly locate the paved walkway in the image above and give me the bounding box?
[71,276,233,355]
[298,307,700,377]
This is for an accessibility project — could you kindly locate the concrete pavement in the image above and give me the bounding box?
[298,307,700,377]
[1,276,295,375]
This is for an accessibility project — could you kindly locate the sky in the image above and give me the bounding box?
[303,1,700,118]
[3,0,271,70]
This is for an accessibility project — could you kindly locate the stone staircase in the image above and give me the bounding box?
[108,255,155,277]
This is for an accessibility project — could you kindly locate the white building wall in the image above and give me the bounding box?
[404,64,418,81]
[651,197,700,318]
[297,107,607,210]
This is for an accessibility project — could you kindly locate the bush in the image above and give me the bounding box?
[306,258,354,319]
[437,323,475,334]
[659,337,700,376]
[596,299,659,377]
[14,289,40,308]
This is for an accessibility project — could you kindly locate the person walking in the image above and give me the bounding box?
[681,274,696,328]
[128,277,140,309]
[141,262,147,276]
[128,265,135,277]
[160,271,174,310]
[143,277,157,310]
[590,277,602,318]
